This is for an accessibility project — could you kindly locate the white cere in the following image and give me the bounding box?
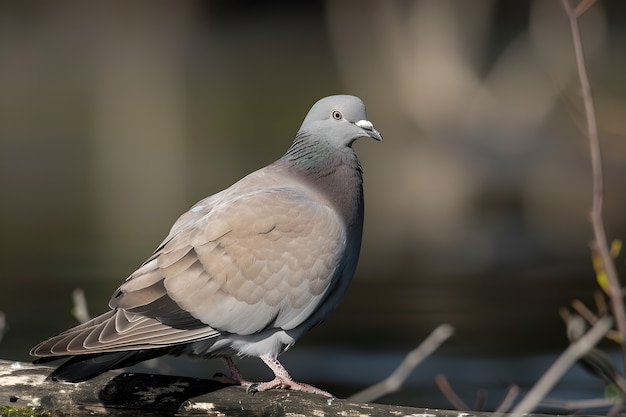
[355,120,374,130]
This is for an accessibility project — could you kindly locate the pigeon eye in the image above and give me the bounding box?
[332,111,343,120]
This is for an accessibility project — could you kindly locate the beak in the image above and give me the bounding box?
[355,120,383,142]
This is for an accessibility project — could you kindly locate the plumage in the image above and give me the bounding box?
[30,95,382,396]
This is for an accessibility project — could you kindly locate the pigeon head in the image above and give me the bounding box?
[299,95,383,147]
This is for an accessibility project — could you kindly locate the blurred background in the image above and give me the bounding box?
[2,0,626,411]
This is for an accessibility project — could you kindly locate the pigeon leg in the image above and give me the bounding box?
[216,356,255,386]
[248,355,334,397]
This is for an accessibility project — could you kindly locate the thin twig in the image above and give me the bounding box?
[510,315,612,414]
[473,389,488,411]
[608,398,624,417]
[563,313,626,394]
[571,299,598,324]
[434,374,470,411]
[540,396,620,410]
[493,385,520,414]
[573,0,599,17]
[596,289,609,315]
[348,324,454,402]
[71,288,91,324]
[0,312,6,344]
[571,298,622,341]
[560,0,626,372]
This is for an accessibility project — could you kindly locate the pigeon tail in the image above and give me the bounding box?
[42,347,177,382]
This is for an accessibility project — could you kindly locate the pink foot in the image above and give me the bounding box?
[248,375,333,397]
[253,355,333,397]
[217,355,333,398]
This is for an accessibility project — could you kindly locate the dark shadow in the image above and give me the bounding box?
[99,372,233,413]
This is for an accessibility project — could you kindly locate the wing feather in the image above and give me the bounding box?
[158,187,344,334]
[31,309,218,356]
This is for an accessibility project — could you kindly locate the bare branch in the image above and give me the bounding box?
[608,398,624,417]
[473,389,488,411]
[435,374,470,411]
[510,316,612,414]
[0,312,6,344]
[540,396,620,410]
[493,385,520,414]
[560,0,626,371]
[573,0,599,17]
[571,299,598,324]
[348,324,454,403]
[71,288,91,324]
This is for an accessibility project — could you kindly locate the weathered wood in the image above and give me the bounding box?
[0,359,456,416]
[0,359,572,417]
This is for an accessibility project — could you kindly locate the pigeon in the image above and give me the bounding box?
[30,94,382,397]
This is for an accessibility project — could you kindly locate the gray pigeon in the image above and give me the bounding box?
[30,95,382,397]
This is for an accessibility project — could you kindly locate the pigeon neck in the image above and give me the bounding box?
[280,132,364,228]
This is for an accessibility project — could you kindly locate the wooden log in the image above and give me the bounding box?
[0,359,567,417]
[0,359,450,416]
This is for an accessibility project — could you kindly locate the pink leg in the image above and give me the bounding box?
[250,355,333,397]
[217,356,254,386]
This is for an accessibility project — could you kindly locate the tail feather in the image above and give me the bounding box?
[45,347,178,382]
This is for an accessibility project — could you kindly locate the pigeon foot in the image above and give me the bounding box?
[219,355,333,397]
[247,376,333,397]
